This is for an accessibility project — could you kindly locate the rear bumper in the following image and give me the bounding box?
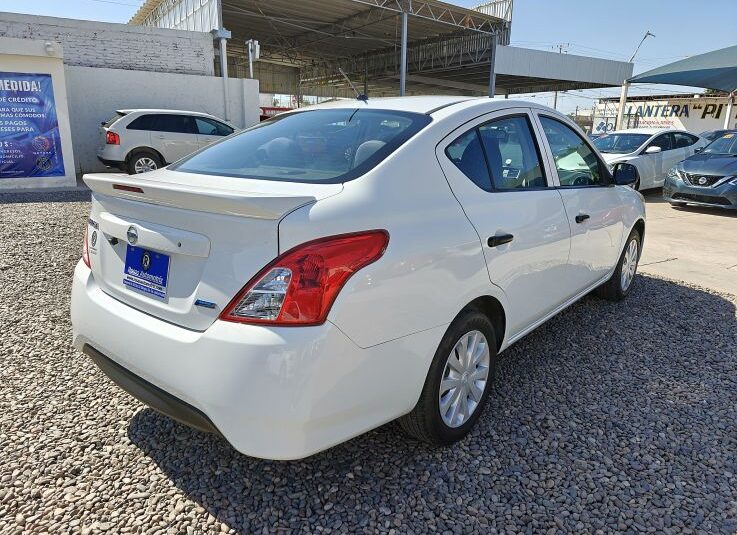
[97,155,125,169]
[83,344,219,435]
[663,175,737,209]
[71,261,443,459]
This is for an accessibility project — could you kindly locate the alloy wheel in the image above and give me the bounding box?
[134,157,158,173]
[620,238,639,292]
[438,330,490,428]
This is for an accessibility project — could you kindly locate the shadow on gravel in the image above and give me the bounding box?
[127,274,737,533]
[0,189,90,204]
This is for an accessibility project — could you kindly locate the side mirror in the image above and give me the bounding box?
[645,145,662,154]
[612,163,638,186]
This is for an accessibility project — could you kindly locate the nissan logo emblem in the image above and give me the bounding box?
[698,176,708,185]
[127,225,138,245]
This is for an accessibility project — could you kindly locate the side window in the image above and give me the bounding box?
[539,116,604,187]
[648,133,672,152]
[152,114,196,134]
[195,117,233,136]
[478,116,547,189]
[127,114,155,131]
[674,132,697,148]
[445,129,492,190]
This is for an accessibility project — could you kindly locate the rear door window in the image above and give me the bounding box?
[172,109,431,183]
[674,132,698,148]
[152,114,196,134]
[195,117,234,136]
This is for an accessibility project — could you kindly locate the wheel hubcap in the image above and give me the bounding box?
[134,157,157,173]
[438,330,490,428]
[620,238,639,291]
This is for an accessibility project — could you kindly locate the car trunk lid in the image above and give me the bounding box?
[84,169,342,331]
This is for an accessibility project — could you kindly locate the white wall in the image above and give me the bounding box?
[0,38,76,190]
[65,66,259,173]
[0,11,214,76]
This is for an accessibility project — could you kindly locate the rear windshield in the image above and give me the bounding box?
[103,112,126,128]
[171,108,431,183]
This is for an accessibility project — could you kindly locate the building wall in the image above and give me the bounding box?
[65,65,259,174]
[0,11,214,75]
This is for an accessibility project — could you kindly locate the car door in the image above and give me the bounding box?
[149,114,200,163]
[436,109,572,337]
[194,116,234,149]
[533,113,625,290]
[640,133,675,188]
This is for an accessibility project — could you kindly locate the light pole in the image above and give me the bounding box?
[616,31,655,129]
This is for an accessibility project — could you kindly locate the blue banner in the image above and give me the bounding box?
[0,72,65,178]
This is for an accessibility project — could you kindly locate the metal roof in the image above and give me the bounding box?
[629,45,737,93]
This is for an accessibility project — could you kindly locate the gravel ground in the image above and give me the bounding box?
[2,192,737,534]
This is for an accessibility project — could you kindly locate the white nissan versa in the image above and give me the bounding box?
[71,97,645,460]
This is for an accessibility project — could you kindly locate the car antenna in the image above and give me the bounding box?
[338,67,368,102]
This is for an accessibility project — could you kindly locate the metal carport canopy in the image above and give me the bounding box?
[625,44,737,129]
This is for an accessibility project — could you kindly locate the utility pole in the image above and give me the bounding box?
[552,43,569,109]
[617,31,655,129]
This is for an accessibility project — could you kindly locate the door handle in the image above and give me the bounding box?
[575,214,590,224]
[487,233,514,247]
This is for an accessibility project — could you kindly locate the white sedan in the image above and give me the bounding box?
[592,128,705,191]
[71,97,645,460]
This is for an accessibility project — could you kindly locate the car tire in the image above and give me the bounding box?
[594,228,641,302]
[399,309,497,446]
[127,150,163,175]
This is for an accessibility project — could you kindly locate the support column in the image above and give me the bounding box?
[488,32,497,98]
[616,80,630,130]
[211,28,232,122]
[724,91,735,129]
[399,10,408,96]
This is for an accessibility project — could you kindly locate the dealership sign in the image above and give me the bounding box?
[0,72,65,179]
[593,96,734,133]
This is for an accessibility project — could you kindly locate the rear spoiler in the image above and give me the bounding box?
[83,173,317,220]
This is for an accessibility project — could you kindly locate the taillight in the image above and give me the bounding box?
[221,230,389,326]
[106,131,120,145]
[82,225,91,268]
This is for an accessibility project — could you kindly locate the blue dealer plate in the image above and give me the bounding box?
[123,245,170,299]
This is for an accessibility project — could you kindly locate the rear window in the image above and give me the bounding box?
[103,112,126,128]
[171,108,431,183]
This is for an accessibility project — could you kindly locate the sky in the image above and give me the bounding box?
[2,0,736,113]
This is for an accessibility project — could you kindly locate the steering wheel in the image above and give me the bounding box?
[572,174,591,186]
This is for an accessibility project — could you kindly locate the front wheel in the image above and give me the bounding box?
[399,310,497,445]
[595,229,641,301]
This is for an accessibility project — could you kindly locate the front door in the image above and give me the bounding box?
[436,109,572,338]
[534,112,624,288]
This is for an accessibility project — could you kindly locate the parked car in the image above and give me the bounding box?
[698,129,737,143]
[97,109,236,174]
[592,128,706,190]
[72,97,645,460]
[664,131,737,209]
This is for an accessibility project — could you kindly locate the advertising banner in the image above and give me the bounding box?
[0,72,65,178]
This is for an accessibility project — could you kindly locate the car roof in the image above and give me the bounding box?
[300,96,475,114]
[116,109,221,119]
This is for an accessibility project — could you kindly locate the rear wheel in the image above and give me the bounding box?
[399,310,497,445]
[127,150,162,175]
[595,229,641,301]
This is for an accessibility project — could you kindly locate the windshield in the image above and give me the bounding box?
[592,133,650,153]
[172,108,431,183]
[703,133,737,155]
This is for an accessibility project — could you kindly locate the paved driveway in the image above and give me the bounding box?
[639,191,737,295]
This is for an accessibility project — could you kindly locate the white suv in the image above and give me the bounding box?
[73,97,645,460]
[97,109,235,174]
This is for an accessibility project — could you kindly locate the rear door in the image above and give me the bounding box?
[194,116,234,148]
[436,108,572,337]
[149,114,200,163]
[533,112,624,289]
